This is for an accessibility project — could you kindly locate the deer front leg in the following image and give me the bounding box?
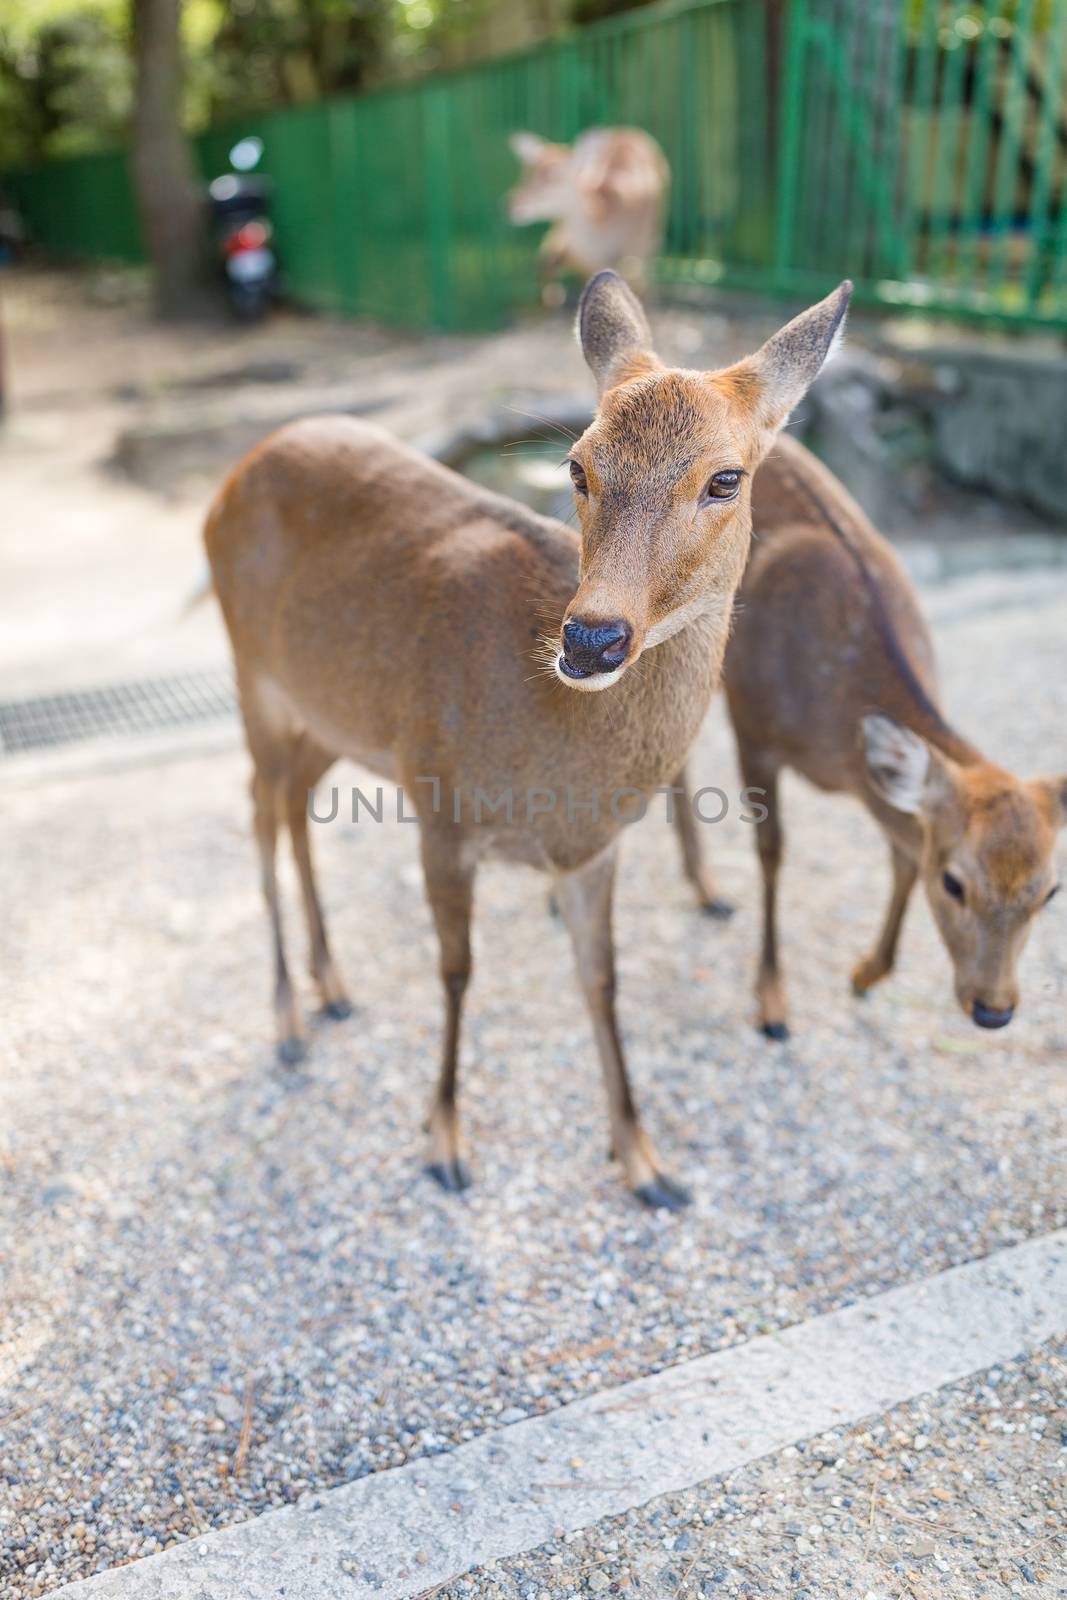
[538,227,570,309]
[554,847,689,1211]
[286,739,352,1020]
[420,827,475,1193]
[743,756,788,1040]
[671,764,734,917]
[852,843,917,996]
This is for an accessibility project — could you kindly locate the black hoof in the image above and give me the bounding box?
[277,1036,307,1066]
[428,1158,472,1194]
[701,898,735,920]
[635,1173,691,1211]
[322,998,353,1021]
[760,1021,790,1042]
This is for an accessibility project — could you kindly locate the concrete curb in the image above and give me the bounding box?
[54,1229,1067,1600]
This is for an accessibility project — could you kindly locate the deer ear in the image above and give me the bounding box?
[862,714,931,815]
[577,269,657,394]
[1033,776,1067,830]
[723,280,852,436]
[510,131,547,165]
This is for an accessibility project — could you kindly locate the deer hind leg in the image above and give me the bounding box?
[852,842,917,996]
[420,826,475,1193]
[743,753,788,1041]
[250,763,305,1064]
[285,737,351,1020]
[672,763,734,918]
[554,846,689,1211]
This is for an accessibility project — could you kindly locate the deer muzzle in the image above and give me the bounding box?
[972,999,1015,1029]
[558,617,634,682]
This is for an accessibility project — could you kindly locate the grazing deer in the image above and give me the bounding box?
[673,435,1064,1039]
[204,271,850,1206]
[507,128,669,304]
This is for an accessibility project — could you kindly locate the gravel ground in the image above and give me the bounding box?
[1,575,1065,1596]
[444,1340,1067,1600]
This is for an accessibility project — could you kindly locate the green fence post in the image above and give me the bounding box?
[987,0,1038,301]
[558,36,581,140]
[1025,0,1067,311]
[925,3,970,285]
[424,85,454,330]
[954,3,1002,297]
[328,103,359,316]
[774,0,808,288]
[676,9,699,261]
[898,0,940,288]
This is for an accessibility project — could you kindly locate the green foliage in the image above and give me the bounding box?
[184,0,395,128]
[570,0,649,24]
[0,0,131,165]
[902,0,1058,45]
[0,0,661,166]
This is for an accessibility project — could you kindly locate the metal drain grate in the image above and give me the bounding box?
[0,667,237,756]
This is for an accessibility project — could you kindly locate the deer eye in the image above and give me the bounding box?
[700,469,743,506]
[569,460,588,497]
[1045,884,1060,908]
[942,871,965,903]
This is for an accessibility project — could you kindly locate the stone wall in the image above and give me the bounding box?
[799,330,1067,536]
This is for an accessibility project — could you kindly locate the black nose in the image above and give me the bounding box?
[560,618,633,679]
[972,1000,1014,1029]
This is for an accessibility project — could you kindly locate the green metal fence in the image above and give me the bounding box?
[765,0,1067,327]
[5,0,1067,331]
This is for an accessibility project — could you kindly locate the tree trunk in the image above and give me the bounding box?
[131,0,205,319]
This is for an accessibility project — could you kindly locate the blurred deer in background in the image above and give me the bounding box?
[507,128,669,305]
[673,436,1065,1040]
[204,271,849,1207]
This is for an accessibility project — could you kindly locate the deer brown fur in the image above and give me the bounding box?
[204,272,850,1206]
[507,127,669,303]
[675,435,1065,1038]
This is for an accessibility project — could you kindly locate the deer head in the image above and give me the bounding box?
[554,270,852,689]
[864,714,1064,1027]
[507,132,576,224]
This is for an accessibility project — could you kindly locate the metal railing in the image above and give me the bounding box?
[5,0,1067,331]
[760,0,1067,327]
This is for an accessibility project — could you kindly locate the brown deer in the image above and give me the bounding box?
[673,435,1064,1040]
[204,271,850,1206]
[508,128,669,304]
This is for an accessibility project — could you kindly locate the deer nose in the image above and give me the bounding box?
[560,618,633,679]
[972,999,1014,1029]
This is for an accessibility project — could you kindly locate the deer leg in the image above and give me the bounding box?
[744,756,788,1041]
[852,843,917,996]
[554,847,689,1211]
[251,766,304,1064]
[539,228,569,309]
[420,828,475,1194]
[286,739,351,1020]
[672,763,734,917]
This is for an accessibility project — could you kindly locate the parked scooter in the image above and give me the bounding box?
[0,191,27,266]
[208,138,277,320]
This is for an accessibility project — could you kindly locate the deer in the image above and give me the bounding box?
[203,270,850,1207]
[671,434,1065,1040]
[507,128,669,305]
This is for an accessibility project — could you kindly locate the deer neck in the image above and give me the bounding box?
[568,600,728,794]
